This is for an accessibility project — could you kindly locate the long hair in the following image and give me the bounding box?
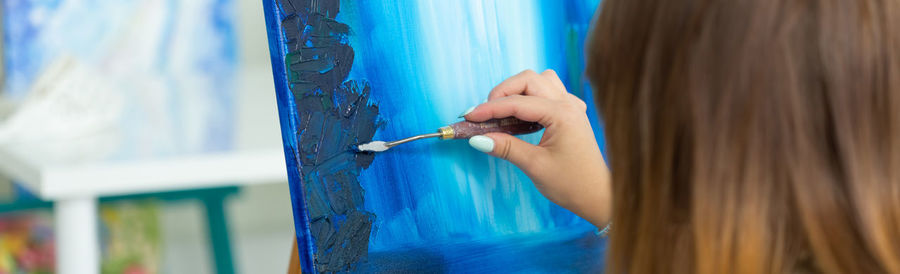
[586,0,900,273]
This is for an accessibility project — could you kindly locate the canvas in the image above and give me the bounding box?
[263,0,607,272]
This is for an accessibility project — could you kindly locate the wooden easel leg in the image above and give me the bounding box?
[288,237,301,273]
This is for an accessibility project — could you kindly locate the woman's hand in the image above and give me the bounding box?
[462,69,611,227]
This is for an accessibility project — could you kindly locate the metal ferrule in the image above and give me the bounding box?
[438,126,455,139]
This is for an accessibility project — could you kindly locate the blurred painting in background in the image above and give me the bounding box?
[2,0,237,162]
[264,0,606,272]
[0,211,54,273]
[0,200,161,274]
[1,0,240,273]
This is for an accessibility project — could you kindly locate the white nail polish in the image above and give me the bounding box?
[468,135,494,153]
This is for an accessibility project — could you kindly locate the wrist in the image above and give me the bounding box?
[567,177,611,228]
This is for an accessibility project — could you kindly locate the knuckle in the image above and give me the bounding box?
[568,94,588,111]
[521,69,538,76]
[525,77,541,88]
[576,100,587,112]
[541,69,557,76]
[498,139,513,161]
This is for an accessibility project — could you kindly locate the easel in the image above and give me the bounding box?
[288,239,301,273]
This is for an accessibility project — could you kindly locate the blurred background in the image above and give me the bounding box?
[0,0,294,273]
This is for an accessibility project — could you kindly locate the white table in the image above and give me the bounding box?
[0,146,288,274]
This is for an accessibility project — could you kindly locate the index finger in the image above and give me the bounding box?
[488,70,562,101]
[465,95,559,127]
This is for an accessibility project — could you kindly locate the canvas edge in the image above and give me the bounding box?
[260,0,318,272]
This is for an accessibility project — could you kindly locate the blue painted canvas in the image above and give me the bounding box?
[263,0,606,272]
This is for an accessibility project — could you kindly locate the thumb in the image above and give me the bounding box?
[468,133,544,169]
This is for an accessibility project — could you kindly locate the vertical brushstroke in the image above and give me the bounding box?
[266,0,377,272]
[345,1,603,250]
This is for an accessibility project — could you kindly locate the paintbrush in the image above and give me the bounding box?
[356,117,543,152]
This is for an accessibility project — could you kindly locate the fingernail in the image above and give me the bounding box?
[458,105,476,118]
[468,135,494,153]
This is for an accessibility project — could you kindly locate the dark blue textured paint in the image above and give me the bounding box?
[264,0,378,272]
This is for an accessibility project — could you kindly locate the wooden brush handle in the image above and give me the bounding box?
[447,118,544,139]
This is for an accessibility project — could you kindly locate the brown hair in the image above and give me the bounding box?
[586,0,900,273]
